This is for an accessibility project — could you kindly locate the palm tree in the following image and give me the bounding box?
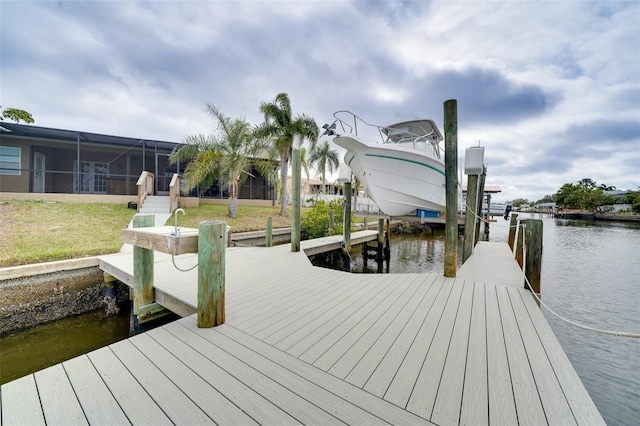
[254,93,319,216]
[578,178,597,189]
[599,183,616,191]
[309,140,339,194]
[299,146,314,184]
[169,104,254,218]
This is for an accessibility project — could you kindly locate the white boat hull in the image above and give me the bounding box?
[335,135,446,216]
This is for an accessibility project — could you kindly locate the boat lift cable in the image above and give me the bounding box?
[520,223,640,339]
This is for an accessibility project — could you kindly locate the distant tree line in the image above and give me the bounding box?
[512,178,640,213]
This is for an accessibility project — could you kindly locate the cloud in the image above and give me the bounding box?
[1,0,638,202]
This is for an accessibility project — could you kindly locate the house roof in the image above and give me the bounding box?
[0,122,178,151]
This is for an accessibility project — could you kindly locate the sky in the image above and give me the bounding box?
[1,0,639,203]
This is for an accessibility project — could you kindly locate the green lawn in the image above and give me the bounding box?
[0,200,299,267]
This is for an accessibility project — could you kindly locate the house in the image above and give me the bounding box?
[0,122,275,202]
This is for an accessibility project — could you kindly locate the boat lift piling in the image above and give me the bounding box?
[508,213,519,249]
[462,146,485,263]
[362,218,390,273]
[484,193,492,237]
[342,180,352,269]
[291,148,301,253]
[444,99,459,277]
[476,167,487,243]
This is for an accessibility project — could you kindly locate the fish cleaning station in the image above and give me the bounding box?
[1,101,605,425]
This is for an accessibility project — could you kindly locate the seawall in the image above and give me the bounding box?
[0,265,128,335]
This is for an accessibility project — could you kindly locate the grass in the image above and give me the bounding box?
[0,200,303,268]
[175,204,296,233]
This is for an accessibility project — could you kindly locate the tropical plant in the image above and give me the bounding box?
[169,104,255,218]
[599,183,616,191]
[300,146,314,184]
[1,106,34,124]
[554,179,616,211]
[254,93,319,216]
[309,139,340,194]
[301,199,347,238]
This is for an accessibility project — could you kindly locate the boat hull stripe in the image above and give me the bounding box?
[364,153,445,176]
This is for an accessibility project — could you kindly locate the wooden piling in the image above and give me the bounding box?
[103,273,119,315]
[329,210,334,236]
[484,193,492,237]
[133,214,154,315]
[343,181,352,252]
[475,169,486,244]
[515,219,524,268]
[266,216,273,247]
[444,99,458,277]
[524,219,543,294]
[291,148,301,252]
[462,173,479,263]
[197,220,226,328]
[508,213,519,250]
[378,218,385,272]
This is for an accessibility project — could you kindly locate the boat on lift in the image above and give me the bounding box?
[324,111,445,216]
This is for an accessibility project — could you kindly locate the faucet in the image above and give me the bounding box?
[172,208,185,236]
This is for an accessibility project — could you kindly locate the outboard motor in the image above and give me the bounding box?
[503,204,512,221]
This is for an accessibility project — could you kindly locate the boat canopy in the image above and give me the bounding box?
[328,110,443,145]
[382,119,443,142]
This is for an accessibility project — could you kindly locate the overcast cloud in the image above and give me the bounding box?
[2,0,639,202]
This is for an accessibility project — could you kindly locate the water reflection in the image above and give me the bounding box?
[1,308,130,384]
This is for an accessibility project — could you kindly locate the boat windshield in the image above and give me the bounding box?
[329,110,444,158]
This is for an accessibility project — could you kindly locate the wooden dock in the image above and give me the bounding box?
[1,233,604,425]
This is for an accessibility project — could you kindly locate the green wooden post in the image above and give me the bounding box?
[444,99,458,277]
[198,220,226,328]
[524,219,543,294]
[508,213,519,250]
[462,173,479,263]
[133,214,155,315]
[475,169,486,244]
[291,148,301,252]
[343,181,352,252]
[364,216,368,229]
[377,218,386,271]
[515,219,525,268]
[329,210,334,236]
[266,216,273,247]
[484,193,492,237]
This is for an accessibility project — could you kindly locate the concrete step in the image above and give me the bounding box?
[143,196,169,205]
[140,195,170,213]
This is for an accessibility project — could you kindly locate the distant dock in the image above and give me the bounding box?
[1,232,604,425]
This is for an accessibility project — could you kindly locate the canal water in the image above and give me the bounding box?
[0,307,131,385]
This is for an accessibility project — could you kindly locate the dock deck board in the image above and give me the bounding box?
[1,231,604,425]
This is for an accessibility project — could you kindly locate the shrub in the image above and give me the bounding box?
[632,203,640,214]
[301,199,350,238]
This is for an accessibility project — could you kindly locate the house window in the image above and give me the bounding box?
[74,161,109,193]
[0,146,21,175]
